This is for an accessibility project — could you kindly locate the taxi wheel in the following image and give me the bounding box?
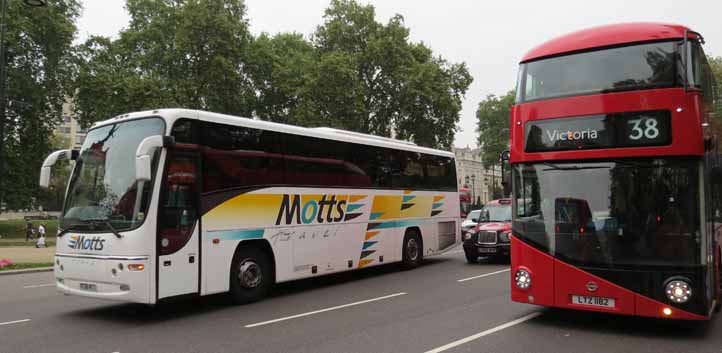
[465,252,479,264]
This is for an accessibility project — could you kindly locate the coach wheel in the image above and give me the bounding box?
[402,229,423,269]
[229,246,272,304]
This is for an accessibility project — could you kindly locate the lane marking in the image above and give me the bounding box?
[424,312,542,353]
[0,319,31,326]
[23,283,55,289]
[457,268,509,282]
[245,292,407,328]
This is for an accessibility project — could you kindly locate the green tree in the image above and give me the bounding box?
[709,55,722,122]
[73,0,255,126]
[476,91,515,169]
[313,0,472,149]
[0,0,80,211]
[246,32,316,125]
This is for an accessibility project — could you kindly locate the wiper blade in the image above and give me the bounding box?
[81,218,123,239]
[57,224,83,238]
[541,162,610,171]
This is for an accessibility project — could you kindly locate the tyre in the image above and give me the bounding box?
[465,252,479,264]
[229,246,272,304]
[401,229,423,269]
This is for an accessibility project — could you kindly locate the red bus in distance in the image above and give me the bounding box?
[509,23,721,320]
[459,187,472,218]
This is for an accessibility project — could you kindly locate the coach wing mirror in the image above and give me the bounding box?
[135,135,175,181]
[711,166,722,185]
[39,149,79,188]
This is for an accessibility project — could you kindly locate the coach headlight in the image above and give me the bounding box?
[665,278,692,304]
[514,268,531,290]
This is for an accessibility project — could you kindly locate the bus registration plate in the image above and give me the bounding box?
[571,295,615,308]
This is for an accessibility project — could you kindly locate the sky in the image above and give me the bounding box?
[75,0,722,149]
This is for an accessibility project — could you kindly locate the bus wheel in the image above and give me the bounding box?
[229,246,272,304]
[401,229,423,269]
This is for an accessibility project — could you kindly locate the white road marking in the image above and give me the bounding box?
[457,268,510,282]
[0,319,31,326]
[245,292,407,328]
[424,312,542,353]
[23,283,55,289]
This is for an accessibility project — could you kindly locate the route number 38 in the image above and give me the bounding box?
[627,117,660,140]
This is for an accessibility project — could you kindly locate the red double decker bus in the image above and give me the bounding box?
[459,187,472,218]
[509,23,721,320]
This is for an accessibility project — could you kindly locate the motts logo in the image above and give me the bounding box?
[68,235,106,251]
[275,194,348,225]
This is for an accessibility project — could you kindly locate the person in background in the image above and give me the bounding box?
[38,223,46,239]
[25,221,34,242]
[36,233,46,248]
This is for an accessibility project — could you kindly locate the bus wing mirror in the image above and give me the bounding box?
[502,170,512,197]
[135,135,175,182]
[39,149,77,188]
[712,167,722,184]
[500,150,510,162]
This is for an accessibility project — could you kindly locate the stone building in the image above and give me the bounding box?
[453,146,502,206]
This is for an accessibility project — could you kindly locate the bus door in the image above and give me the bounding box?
[157,149,201,299]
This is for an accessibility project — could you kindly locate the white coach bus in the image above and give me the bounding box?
[40,109,460,304]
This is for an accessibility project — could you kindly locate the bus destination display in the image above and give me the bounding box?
[524,110,671,152]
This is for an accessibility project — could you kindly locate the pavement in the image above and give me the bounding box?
[0,248,720,353]
[0,246,54,263]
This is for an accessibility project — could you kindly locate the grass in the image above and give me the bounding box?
[0,262,54,271]
[0,240,56,247]
[0,219,58,239]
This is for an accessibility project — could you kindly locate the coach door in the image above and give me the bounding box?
[157,149,201,299]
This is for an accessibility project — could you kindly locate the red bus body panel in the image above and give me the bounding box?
[521,23,693,62]
[510,88,707,163]
[511,236,709,320]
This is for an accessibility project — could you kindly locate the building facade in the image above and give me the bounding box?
[454,147,502,207]
[55,101,86,149]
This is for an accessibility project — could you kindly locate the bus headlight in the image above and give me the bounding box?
[665,278,692,304]
[515,268,531,290]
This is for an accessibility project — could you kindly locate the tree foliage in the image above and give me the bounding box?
[476,91,515,169]
[312,0,472,149]
[0,0,80,210]
[73,0,471,150]
[709,55,722,123]
[73,0,255,125]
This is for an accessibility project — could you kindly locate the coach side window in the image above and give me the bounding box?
[283,134,372,187]
[200,122,284,193]
[422,155,457,191]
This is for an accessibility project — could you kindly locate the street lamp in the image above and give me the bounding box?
[0,0,47,208]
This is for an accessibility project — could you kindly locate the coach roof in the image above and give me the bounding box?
[92,109,455,158]
[521,22,695,63]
